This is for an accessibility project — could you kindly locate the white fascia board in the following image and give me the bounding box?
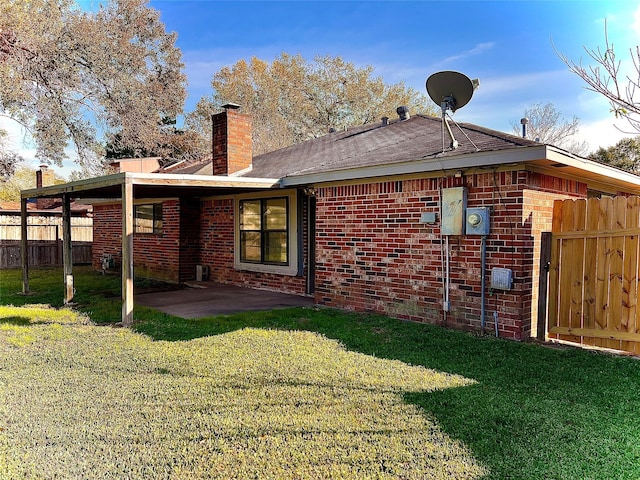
[545,147,640,188]
[21,172,127,198]
[126,172,280,187]
[21,172,282,199]
[281,145,549,187]
[281,144,640,190]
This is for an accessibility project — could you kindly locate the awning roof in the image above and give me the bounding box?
[21,172,282,201]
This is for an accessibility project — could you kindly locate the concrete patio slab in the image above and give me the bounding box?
[135,282,314,319]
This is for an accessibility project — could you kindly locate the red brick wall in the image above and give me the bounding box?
[91,169,588,337]
[198,198,307,295]
[92,203,122,271]
[313,170,588,340]
[92,201,184,283]
[133,200,181,282]
[93,196,308,295]
[212,109,252,175]
[178,198,201,282]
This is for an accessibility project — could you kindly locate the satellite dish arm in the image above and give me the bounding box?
[443,114,458,149]
[440,96,458,150]
[441,96,457,114]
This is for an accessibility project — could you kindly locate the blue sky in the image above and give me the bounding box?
[6,0,640,178]
[153,0,638,148]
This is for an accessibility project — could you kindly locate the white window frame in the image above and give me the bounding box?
[234,189,298,276]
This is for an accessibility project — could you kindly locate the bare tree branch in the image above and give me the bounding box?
[555,20,640,135]
[510,102,590,156]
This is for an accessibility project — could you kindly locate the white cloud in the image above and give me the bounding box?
[476,69,569,97]
[436,42,495,67]
[576,117,634,151]
[633,5,640,35]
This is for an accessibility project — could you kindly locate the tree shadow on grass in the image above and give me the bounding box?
[0,316,31,326]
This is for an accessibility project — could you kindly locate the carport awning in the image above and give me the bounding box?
[20,172,282,325]
[21,171,281,201]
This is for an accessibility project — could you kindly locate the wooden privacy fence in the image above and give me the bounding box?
[0,219,93,242]
[0,222,93,268]
[0,240,92,268]
[548,196,640,355]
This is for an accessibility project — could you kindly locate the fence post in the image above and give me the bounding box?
[56,225,63,266]
[537,232,552,341]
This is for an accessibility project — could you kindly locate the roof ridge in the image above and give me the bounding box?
[456,121,540,147]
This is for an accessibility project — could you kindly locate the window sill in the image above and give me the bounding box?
[234,261,298,276]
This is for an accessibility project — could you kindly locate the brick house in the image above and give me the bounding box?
[23,105,640,339]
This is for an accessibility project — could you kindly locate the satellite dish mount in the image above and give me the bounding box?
[426,71,479,152]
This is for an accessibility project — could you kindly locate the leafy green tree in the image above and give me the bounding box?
[590,136,640,174]
[0,165,65,201]
[105,126,205,163]
[0,0,186,170]
[187,53,435,155]
[511,102,589,156]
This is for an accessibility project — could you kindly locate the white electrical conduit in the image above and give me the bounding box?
[439,185,449,317]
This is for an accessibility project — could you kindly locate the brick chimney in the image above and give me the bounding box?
[211,103,252,175]
[36,164,54,188]
[36,165,56,210]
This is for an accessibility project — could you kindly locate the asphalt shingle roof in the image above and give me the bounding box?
[166,114,542,180]
[247,114,540,179]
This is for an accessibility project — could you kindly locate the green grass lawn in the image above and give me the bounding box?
[2,267,640,479]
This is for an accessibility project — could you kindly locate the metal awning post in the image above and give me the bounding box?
[20,197,29,294]
[122,178,134,326]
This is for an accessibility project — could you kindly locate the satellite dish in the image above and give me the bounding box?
[425,71,479,151]
[426,71,479,113]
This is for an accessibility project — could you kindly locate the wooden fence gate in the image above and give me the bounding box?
[548,196,640,355]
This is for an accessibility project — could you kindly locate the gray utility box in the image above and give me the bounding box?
[196,265,210,282]
[465,207,490,235]
[491,267,513,290]
[441,187,467,235]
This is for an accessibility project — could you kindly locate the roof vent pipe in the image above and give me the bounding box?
[396,106,410,120]
[382,116,389,126]
[520,117,529,138]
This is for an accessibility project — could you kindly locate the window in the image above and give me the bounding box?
[135,203,163,234]
[239,197,288,265]
[235,191,298,276]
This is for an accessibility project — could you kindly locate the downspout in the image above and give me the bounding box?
[305,191,316,295]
